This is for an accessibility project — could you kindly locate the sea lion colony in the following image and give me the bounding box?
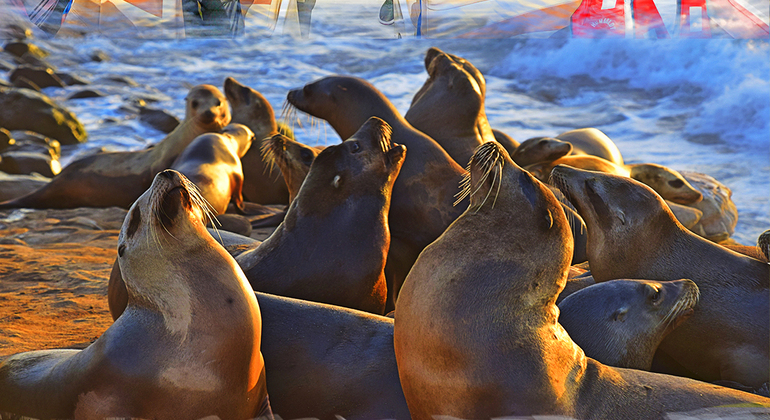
[0,47,768,419]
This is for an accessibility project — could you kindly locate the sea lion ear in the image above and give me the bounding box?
[613,307,628,322]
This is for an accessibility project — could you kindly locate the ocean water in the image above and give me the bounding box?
[2,18,768,244]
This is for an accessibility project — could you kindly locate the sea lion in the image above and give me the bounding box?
[393,142,770,419]
[224,76,289,205]
[0,170,271,418]
[235,117,405,315]
[287,75,467,305]
[256,292,410,419]
[170,123,255,215]
[0,84,230,210]
[627,163,702,205]
[550,165,769,388]
[511,136,573,167]
[404,47,495,167]
[491,128,519,156]
[261,132,321,203]
[759,229,770,261]
[556,127,624,165]
[559,279,699,371]
[287,75,588,303]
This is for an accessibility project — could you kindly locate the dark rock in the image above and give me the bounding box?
[11,77,41,92]
[0,128,12,151]
[139,107,180,133]
[0,87,87,145]
[2,42,48,59]
[10,65,66,89]
[100,75,139,87]
[90,51,109,62]
[0,151,61,177]
[0,58,14,71]
[7,130,61,159]
[0,79,10,88]
[1,24,34,41]
[55,72,89,86]
[0,171,50,202]
[68,89,105,100]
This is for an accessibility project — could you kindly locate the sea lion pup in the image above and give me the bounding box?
[225,76,289,205]
[404,47,495,167]
[0,84,230,209]
[530,159,702,206]
[256,292,410,419]
[394,142,770,419]
[287,75,467,305]
[236,117,405,315]
[556,127,624,165]
[558,279,699,371]
[171,123,255,215]
[0,170,271,419]
[261,132,322,203]
[512,136,573,167]
[550,165,770,388]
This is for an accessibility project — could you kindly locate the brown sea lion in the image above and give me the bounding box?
[235,117,405,315]
[257,292,409,419]
[394,142,770,419]
[224,77,289,205]
[0,170,271,418]
[287,75,588,301]
[551,164,769,388]
[0,172,49,202]
[511,136,573,167]
[758,229,770,261]
[0,150,60,177]
[627,163,702,205]
[404,47,495,167]
[0,84,230,210]
[261,132,321,203]
[287,75,467,306]
[556,127,624,165]
[171,123,255,215]
[559,279,699,371]
[491,128,519,156]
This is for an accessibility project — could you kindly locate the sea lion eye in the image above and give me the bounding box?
[214,100,221,107]
[668,179,684,188]
[118,244,126,257]
[350,142,361,153]
[191,100,199,109]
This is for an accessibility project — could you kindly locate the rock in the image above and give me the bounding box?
[0,171,50,202]
[0,128,11,151]
[138,107,180,133]
[68,89,105,100]
[680,171,739,243]
[89,51,109,62]
[0,87,87,145]
[11,77,41,91]
[99,75,139,87]
[2,42,49,60]
[0,58,14,71]
[0,79,10,88]
[0,24,34,41]
[7,130,61,159]
[55,72,89,86]
[10,65,66,89]
[0,151,61,177]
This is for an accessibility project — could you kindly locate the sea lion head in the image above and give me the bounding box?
[406,47,486,131]
[512,137,573,167]
[286,76,390,139]
[224,77,278,140]
[559,278,698,370]
[628,163,703,205]
[458,141,573,302]
[549,165,680,273]
[220,123,255,158]
[117,170,215,318]
[186,84,231,132]
[261,133,320,203]
[292,117,406,216]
